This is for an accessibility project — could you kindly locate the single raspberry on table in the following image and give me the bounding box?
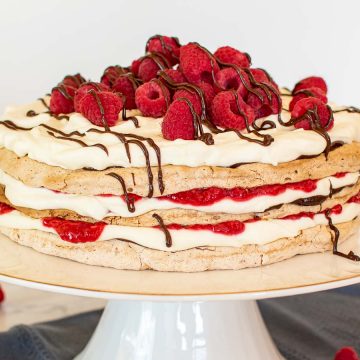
[289,87,327,111]
[211,90,255,130]
[291,97,333,130]
[138,56,169,82]
[334,347,359,360]
[215,67,248,98]
[135,80,170,117]
[146,35,181,65]
[179,43,220,85]
[112,75,138,109]
[62,73,86,88]
[293,76,328,94]
[162,99,195,140]
[50,84,77,114]
[173,82,215,115]
[74,82,110,113]
[101,65,127,87]
[80,90,124,127]
[214,46,251,68]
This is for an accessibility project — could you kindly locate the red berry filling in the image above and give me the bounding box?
[0,202,14,215]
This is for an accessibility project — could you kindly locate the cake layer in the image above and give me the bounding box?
[0,199,359,251]
[0,143,360,197]
[1,218,358,272]
[0,167,357,220]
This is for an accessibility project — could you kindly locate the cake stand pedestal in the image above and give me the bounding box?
[0,233,360,359]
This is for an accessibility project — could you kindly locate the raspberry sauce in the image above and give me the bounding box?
[42,217,106,243]
[0,202,14,215]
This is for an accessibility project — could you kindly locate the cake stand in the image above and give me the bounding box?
[1,233,360,360]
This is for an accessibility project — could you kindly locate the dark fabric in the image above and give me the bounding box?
[0,285,359,360]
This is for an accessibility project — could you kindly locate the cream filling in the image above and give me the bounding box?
[0,97,359,170]
[0,169,358,220]
[0,202,359,251]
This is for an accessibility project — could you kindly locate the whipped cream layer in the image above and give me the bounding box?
[1,96,359,170]
[0,202,359,251]
[0,169,358,220]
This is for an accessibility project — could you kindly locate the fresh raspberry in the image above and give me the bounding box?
[334,347,359,360]
[291,97,333,130]
[74,82,110,113]
[62,73,86,88]
[179,43,220,85]
[162,99,195,140]
[135,80,170,117]
[146,35,181,65]
[289,87,327,111]
[293,76,328,94]
[211,91,255,130]
[0,286,4,303]
[173,82,215,115]
[161,69,186,84]
[80,90,123,127]
[101,66,127,87]
[131,58,142,76]
[112,75,138,109]
[215,67,248,98]
[250,68,279,90]
[50,84,77,114]
[214,46,251,68]
[138,55,169,82]
[246,85,281,118]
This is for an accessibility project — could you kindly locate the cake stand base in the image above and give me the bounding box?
[75,299,283,360]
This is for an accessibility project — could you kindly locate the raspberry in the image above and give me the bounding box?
[293,76,327,94]
[214,46,251,68]
[162,99,195,140]
[0,286,4,303]
[146,35,181,65]
[211,91,255,130]
[101,65,127,87]
[62,73,86,88]
[289,87,327,111]
[74,82,110,113]
[135,80,170,117]
[250,68,279,90]
[291,97,333,130]
[246,86,281,118]
[334,347,359,360]
[112,75,138,109]
[50,84,77,114]
[215,67,248,98]
[131,58,142,76]
[161,69,186,84]
[179,43,220,85]
[138,55,169,82]
[173,82,215,115]
[80,90,123,127]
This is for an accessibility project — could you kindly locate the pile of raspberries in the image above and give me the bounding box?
[49,35,333,141]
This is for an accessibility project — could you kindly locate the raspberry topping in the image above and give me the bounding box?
[0,202,14,214]
[131,59,142,76]
[138,55,169,82]
[162,99,195,140]
[135,80,170,118]
[289,87,328,111]
[293,76,328,94]
[0,286,4,303]
[211,91,255,130]
[146,35,181,65]
[80,90,124,127]
[74,82,110,113]
[112,74,138,110]
[334,347,359,360]
[246,85,281,119]
[291,97,333,130]
[214,46,251,68]
[160,69,186,84]
[101,65,127,87]
[179,43,220,85]
[62,73,86,88]
[43,217,106,243]
[50,84,77,114]
[215,67,248,98]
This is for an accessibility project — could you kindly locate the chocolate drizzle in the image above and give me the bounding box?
[152,213,172,247]
[26,97,69,121]
[333,106,360,114]
[87,89,110,131]
[325,210,360,261]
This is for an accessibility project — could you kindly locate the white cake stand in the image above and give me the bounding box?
[1,233,360,360]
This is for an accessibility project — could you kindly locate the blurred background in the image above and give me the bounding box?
[0,0,359,111]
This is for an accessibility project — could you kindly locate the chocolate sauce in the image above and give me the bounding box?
[333,106,360,114]
[131,173,136,186]
[292,195,327,206]
[325,209,360,261]
[87,89,110,131]
[106,172,136,212]
[152,213,172,247]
